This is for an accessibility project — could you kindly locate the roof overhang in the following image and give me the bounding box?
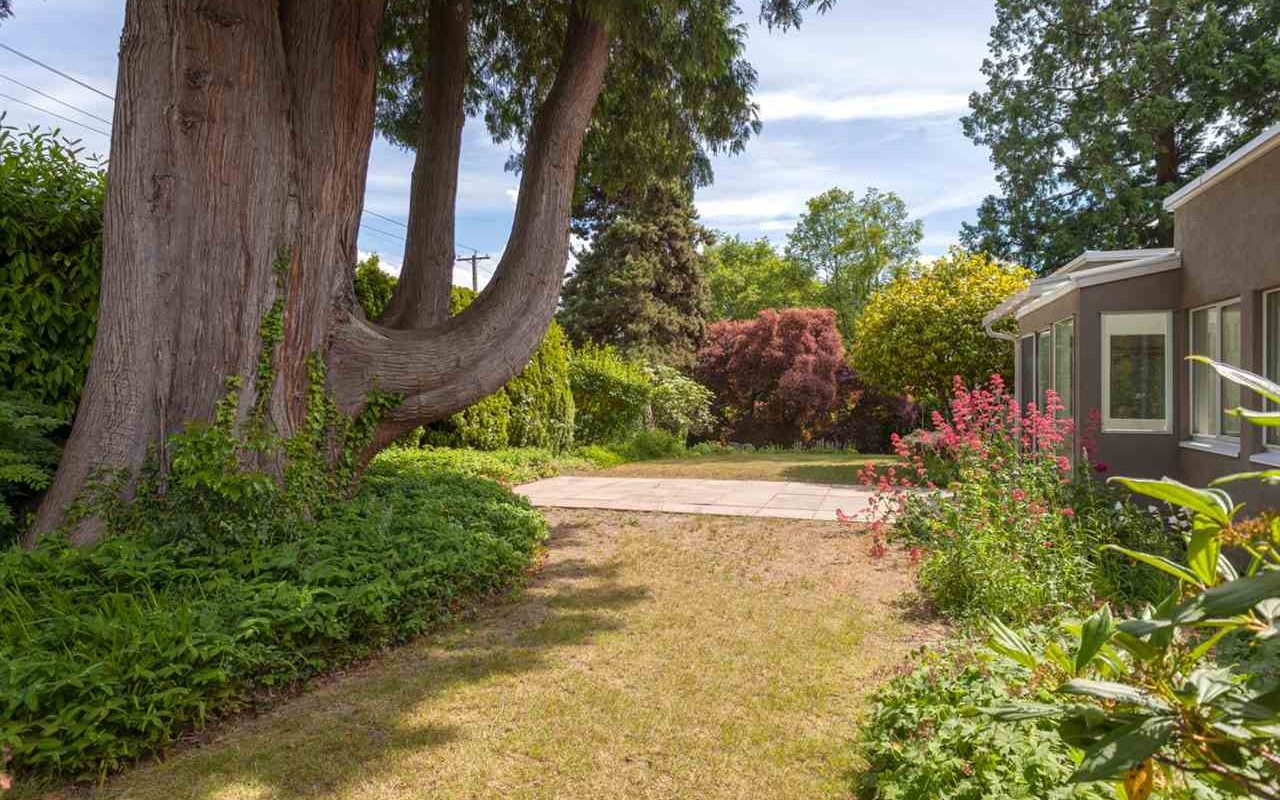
[1163,121,1280,212]
[982,250,1181,335]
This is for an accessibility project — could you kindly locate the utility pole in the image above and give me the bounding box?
[456,252,491,291]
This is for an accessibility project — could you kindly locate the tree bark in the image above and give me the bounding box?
[30,0,611,545]
[379,0,472,329]
[331,2,610,448]
[30,0,384,545]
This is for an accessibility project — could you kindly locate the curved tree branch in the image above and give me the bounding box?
[379,0,471,329]
[330,1,609,433]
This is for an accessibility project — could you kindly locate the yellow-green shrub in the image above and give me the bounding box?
[852,248,1030,405]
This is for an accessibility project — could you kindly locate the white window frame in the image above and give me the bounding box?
[1052,316,1075,416]
[1101,311,1173,433]
[1264,289,1280,450]
[1188,298,1242,443]
[1022,320,1075,412]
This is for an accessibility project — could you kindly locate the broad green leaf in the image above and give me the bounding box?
[1076,604,1115,674]
[1103,544,1204,587]
[1060,679,1171,711]
[1211,469,1280,486]
[1190,356,1280,405]
[1186,526,1222,587]
[1174,570,1280,624]
[983,702,1063,721]
[1227,409,1280,427]
[1108,476,1232,527]
[1073,715,1176,782]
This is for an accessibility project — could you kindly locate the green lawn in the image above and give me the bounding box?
[587,450,896,484]
[86,509,938,800]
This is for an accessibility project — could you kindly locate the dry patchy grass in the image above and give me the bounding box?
[79,510,939,800]
[593,450,896,485]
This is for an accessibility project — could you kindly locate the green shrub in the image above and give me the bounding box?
[0,126,105,419]
[423,287,575,452]
[569,343,652,445]
[375,445,598,486]
[0,448,546,780]
[645,364,714,438]
[353,253,396,319]
[0,389,63,545]
[859,642,1111,800]
[615,428,685,461]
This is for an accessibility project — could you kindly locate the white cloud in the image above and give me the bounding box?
[912,176,999,218]
[696,190,806,221]
[757,90,970,122]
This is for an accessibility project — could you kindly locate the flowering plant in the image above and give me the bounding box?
[855,375,1172,622]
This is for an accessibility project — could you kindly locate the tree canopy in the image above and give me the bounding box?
[785,187,922,339]
[559,181,711,369]
[962,0,1280,274]
[703,235,821,321]
[852,249,1031,406]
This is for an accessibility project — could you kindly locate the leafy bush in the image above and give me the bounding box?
[862,376,1174,623]
[695,307,849,446]
[852,249,1031,407]
[0,390,62,545]
[0,126,105,419]
[569,343,652,445]
[353,253,396,319]
[374,445,609,486]
[824,366,917,453]
[0,448,546,780]
[984,358,1280,799]
[645,363,714,439]
[859,642,1112,800]
[614,428,685,461]
[423,287,574,451]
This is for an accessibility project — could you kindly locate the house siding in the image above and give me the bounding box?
[1173,143,1280,511]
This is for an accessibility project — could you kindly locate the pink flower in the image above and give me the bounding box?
[1060,507,1075,518]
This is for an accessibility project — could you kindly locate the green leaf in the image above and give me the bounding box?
[1076,604,1115,674]
[1189,356,1280,405]
[1186,525,1222,587]
[988,618,1038,669]
[1174,570,1280,624]
[1211,469,1280,486]
[983,702,1063,721]
[1073,715,1176,782]
[1060,679,1171,711]
[1107,476,1232,527]
[1102,544,1204,587]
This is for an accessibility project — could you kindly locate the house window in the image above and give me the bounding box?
[1053,317,1074,416]
[1189,300,1242,440]
[1019,335,1035,408]
[1265,290,1280,447]
[1102,312,1171,432]
[1036,329,1052,407]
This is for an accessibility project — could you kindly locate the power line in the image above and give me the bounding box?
[0,90,110,137]
[0,72,112,126]
[359,210,484,254]
[358,222,405,242]
[0,43,114,101]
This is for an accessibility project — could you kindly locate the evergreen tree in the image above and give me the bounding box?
[962,0,1280,274]
[559,182,712,369]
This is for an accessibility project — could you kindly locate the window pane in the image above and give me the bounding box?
[1220,304,1242,437]
[1268,294,1280,445]
[1105,313,1168,428]
[1190,307,1217,436]
[1019,336,1035,409]
[1053,318,1073,416]
[1037,330,1052,408]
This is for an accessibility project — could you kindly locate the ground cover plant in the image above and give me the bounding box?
[0,447,547,783]
[860,375,1174,624]
[64,510,939,800]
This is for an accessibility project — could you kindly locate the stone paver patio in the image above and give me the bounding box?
[514,476,877,520]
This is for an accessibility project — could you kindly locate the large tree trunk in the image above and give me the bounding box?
[379,0,472,329]
[30,0,610,545]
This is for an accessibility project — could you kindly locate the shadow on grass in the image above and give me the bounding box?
[84,523,648,800]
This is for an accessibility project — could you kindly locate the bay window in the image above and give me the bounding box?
[1266,290,1280,447]
[1102,312,1171,432]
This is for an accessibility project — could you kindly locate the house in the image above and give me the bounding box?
[983,122,1280,508]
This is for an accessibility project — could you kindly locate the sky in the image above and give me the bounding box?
[0,0,999,287]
